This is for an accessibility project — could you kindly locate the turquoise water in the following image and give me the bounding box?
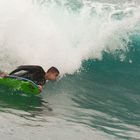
[0,0,140,140]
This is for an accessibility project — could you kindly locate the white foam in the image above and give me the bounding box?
[0,0,140,74]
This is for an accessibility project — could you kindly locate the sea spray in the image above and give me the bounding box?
[0,0,139,74]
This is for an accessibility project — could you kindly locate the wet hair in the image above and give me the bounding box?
[47,67,60,74]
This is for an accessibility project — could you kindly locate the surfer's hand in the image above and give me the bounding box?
[38,85,43,92]
[0,73,8,78]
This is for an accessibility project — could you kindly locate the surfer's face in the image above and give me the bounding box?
[45,72,59,81]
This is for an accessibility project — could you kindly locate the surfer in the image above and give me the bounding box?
[0,65,60,92]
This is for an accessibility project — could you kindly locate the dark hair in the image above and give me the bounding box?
[47,67,60,74]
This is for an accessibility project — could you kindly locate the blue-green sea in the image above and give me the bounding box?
[0,0,140,140]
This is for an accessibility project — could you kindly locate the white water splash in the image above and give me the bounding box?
[0,0,140,74]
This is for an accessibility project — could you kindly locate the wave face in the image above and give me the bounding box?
[0,0,140,140]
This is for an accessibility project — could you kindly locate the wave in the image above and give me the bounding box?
[0,0,140,75]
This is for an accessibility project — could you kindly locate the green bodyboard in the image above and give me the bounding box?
[0,76,40,95]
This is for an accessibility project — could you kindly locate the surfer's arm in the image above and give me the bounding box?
[9,65,45,75]
[0,73,8,78]
[38,85,43,92]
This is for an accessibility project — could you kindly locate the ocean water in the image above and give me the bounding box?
[0,0,140,139]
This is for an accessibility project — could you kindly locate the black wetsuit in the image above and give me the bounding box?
[9,65,46,85]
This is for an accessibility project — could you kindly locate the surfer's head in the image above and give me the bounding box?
[45,67,60,81]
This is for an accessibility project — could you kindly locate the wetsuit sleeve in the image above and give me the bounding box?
[9,65,45,75]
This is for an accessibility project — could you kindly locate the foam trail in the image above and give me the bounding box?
[0,0,140,74]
